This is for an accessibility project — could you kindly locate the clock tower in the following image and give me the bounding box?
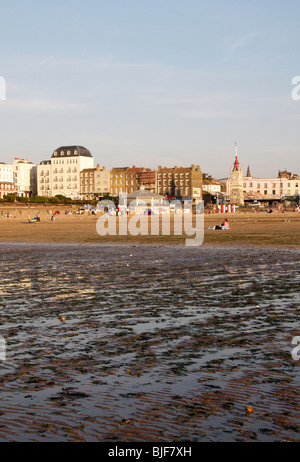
[230,143,244,206]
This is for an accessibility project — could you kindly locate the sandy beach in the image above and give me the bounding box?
[0,205,300,247]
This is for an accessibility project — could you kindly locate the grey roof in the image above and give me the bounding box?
[127,186,164,201]
[52,146,93,159]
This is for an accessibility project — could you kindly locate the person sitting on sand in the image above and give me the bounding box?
[214,219,229,230]
[221,219,230,229]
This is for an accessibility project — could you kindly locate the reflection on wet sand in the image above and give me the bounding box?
[0,244,299,442]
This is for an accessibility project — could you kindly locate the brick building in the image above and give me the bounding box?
[80,165,110,200]
[156,165,202,200]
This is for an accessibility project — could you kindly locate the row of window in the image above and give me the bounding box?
[81,173,109,178]
[82,187,109,192]
[52,158,78,165]
[111,180,136,186]
[53,184,78,190]
[53,150,79,157]
[244,182,299,189]
[158,188,190,195]
[158,180,189,186]
[81,180,109,185]
[52,177,77,182]
[158,173,190,178]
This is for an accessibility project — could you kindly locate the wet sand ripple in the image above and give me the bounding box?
[0,244,299,442]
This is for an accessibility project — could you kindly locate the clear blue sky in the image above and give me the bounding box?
[0,0,300,178]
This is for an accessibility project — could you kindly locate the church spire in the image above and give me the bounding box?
[247,165,251,177]
[233,142,240,171]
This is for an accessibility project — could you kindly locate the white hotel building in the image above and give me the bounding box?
[13,158,37,197]
[0,162,14,198]
[37,146,94,199]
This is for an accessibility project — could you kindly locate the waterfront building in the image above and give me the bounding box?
[51,146,94,199]
[226,151,299,202]
[110,167,131,196]
[80,165,110,200]
[156,165,202,200]
[13,158,37,197]
[37,160,52,197]
[0,162,14,198]
[110,166,152,196]
[202,180,222,194]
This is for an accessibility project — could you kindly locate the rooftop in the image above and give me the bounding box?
[52,146,93,159]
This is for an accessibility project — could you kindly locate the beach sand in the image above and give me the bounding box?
[0,205,299,247]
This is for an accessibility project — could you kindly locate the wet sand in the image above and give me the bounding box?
[0,244,299,442]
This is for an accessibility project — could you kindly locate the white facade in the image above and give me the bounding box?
[37,161,52,197]
[202,183,221,194]
[242,177,285,199]
[226,176,299,200]
[0,163,14,198]
[285,179,300,197]
[13,158,37,197]
[51,154,94,199]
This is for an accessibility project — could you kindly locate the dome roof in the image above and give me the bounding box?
[52,146,93,159]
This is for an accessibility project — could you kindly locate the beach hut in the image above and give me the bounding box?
[124,186,167,215]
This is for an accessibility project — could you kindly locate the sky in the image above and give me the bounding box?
[0,0,300,178]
